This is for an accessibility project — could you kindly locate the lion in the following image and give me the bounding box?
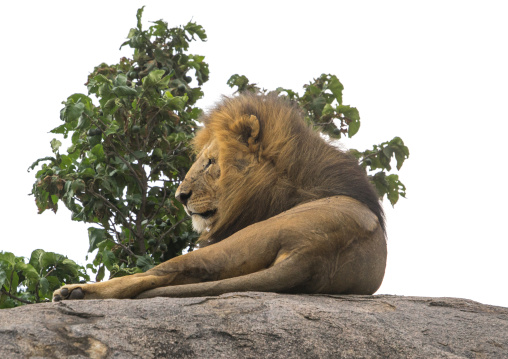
[53,94,386,301]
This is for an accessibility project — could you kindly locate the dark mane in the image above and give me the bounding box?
[193,94,385,244]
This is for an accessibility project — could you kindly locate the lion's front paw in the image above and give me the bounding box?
[53,285,85,302]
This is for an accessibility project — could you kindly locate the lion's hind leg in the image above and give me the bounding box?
[135,253,315,298]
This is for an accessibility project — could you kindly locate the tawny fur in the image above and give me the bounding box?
[194,94,384,245]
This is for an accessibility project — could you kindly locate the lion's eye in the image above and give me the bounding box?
[205,158,215,170]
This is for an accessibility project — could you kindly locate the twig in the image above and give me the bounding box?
[159,216,189,240]
[107,236,137,258]
[359,148,384,165]
[146,184,169,223]
[109,145,146,193]
[103,219,137,260]
[0,288,33,305]
[87,186,135,235]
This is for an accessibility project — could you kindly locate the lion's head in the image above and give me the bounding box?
[176,94,384,245]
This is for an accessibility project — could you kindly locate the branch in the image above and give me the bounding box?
[105,219,137,260]
[159,216,189,240]
[146,184,169,223]
[107,142,146,193]
[153,215,189,253]
[0,288,33,305]
[108,236,136,258]
[87,186,135,235]
[360,149,383,163]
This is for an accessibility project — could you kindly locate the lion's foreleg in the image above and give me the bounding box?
[52,271,177,301]
[135,253,314,298]
[53,222,282,301]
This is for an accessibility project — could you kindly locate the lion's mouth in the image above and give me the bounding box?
[190,209,217,219]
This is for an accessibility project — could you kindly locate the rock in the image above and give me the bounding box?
[0,293,507,358]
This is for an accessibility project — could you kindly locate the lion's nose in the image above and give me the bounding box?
[176,190,192,206]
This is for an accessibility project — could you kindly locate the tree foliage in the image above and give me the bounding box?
[28,7,207,285]
[1,8,408,308]
[0,250,88,307]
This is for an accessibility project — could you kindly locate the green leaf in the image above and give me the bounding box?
[88,227,107,253]
[10,271,19,293]
[96,265,105,282]
[71,180,85,193]
[142,69,170,89]
[101,177,117,194]
[126,28,137,40]
[146,69,164,84]
[307,84,321,96]
[184,22,207,41]
[387,189,399,206]
[93,74,113,85]
[164,93,188,111]
[227,74,248,92]
[382,147,394,159]
[50,139,62,153]
[76,115,90,130]
[40,252,59,269]
[395,152,406,171]
[91,144,105,161]
[0,268,7,287]
[46,275,61,289]
[132,151,147,159]
[60,258,79,277]
[27,157,55,172]
[50,124,68,137]
[322,103,334,116]
[328,75,344,104]
[136,6,145,30]
[63,102,85,123]
[102,250,116,270]
[114,73,128,87]
[136,255,154,272]
[59,154,72,168]
[112,86,138,97]
[29,249,45,272]
[68,94,93,114]
[336,105,360,138]
[338,105,360,122]
[38,277,50,294]
[18,262,40,281]
[80,168,96,178]
[0,252,16,266]
[104,121,120,136]
[348,120,360,138]
[311,96,326,115]
[126,193,142,205]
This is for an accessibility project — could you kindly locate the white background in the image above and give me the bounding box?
[1,1,507,307]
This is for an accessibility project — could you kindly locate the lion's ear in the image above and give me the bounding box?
[229,115,260,153]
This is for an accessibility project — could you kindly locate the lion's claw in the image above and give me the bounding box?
[60,288,69,297]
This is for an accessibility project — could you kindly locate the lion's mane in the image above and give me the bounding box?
[193,94,385,245]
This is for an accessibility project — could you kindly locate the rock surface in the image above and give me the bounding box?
[0,292,507,358]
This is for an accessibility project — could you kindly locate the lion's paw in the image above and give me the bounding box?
[53,285,85,302]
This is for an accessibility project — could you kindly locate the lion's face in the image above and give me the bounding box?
[176,140,221,233]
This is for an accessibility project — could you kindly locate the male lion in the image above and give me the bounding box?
[53,94,386,301]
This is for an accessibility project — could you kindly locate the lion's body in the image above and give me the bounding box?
[53,94,387,301]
